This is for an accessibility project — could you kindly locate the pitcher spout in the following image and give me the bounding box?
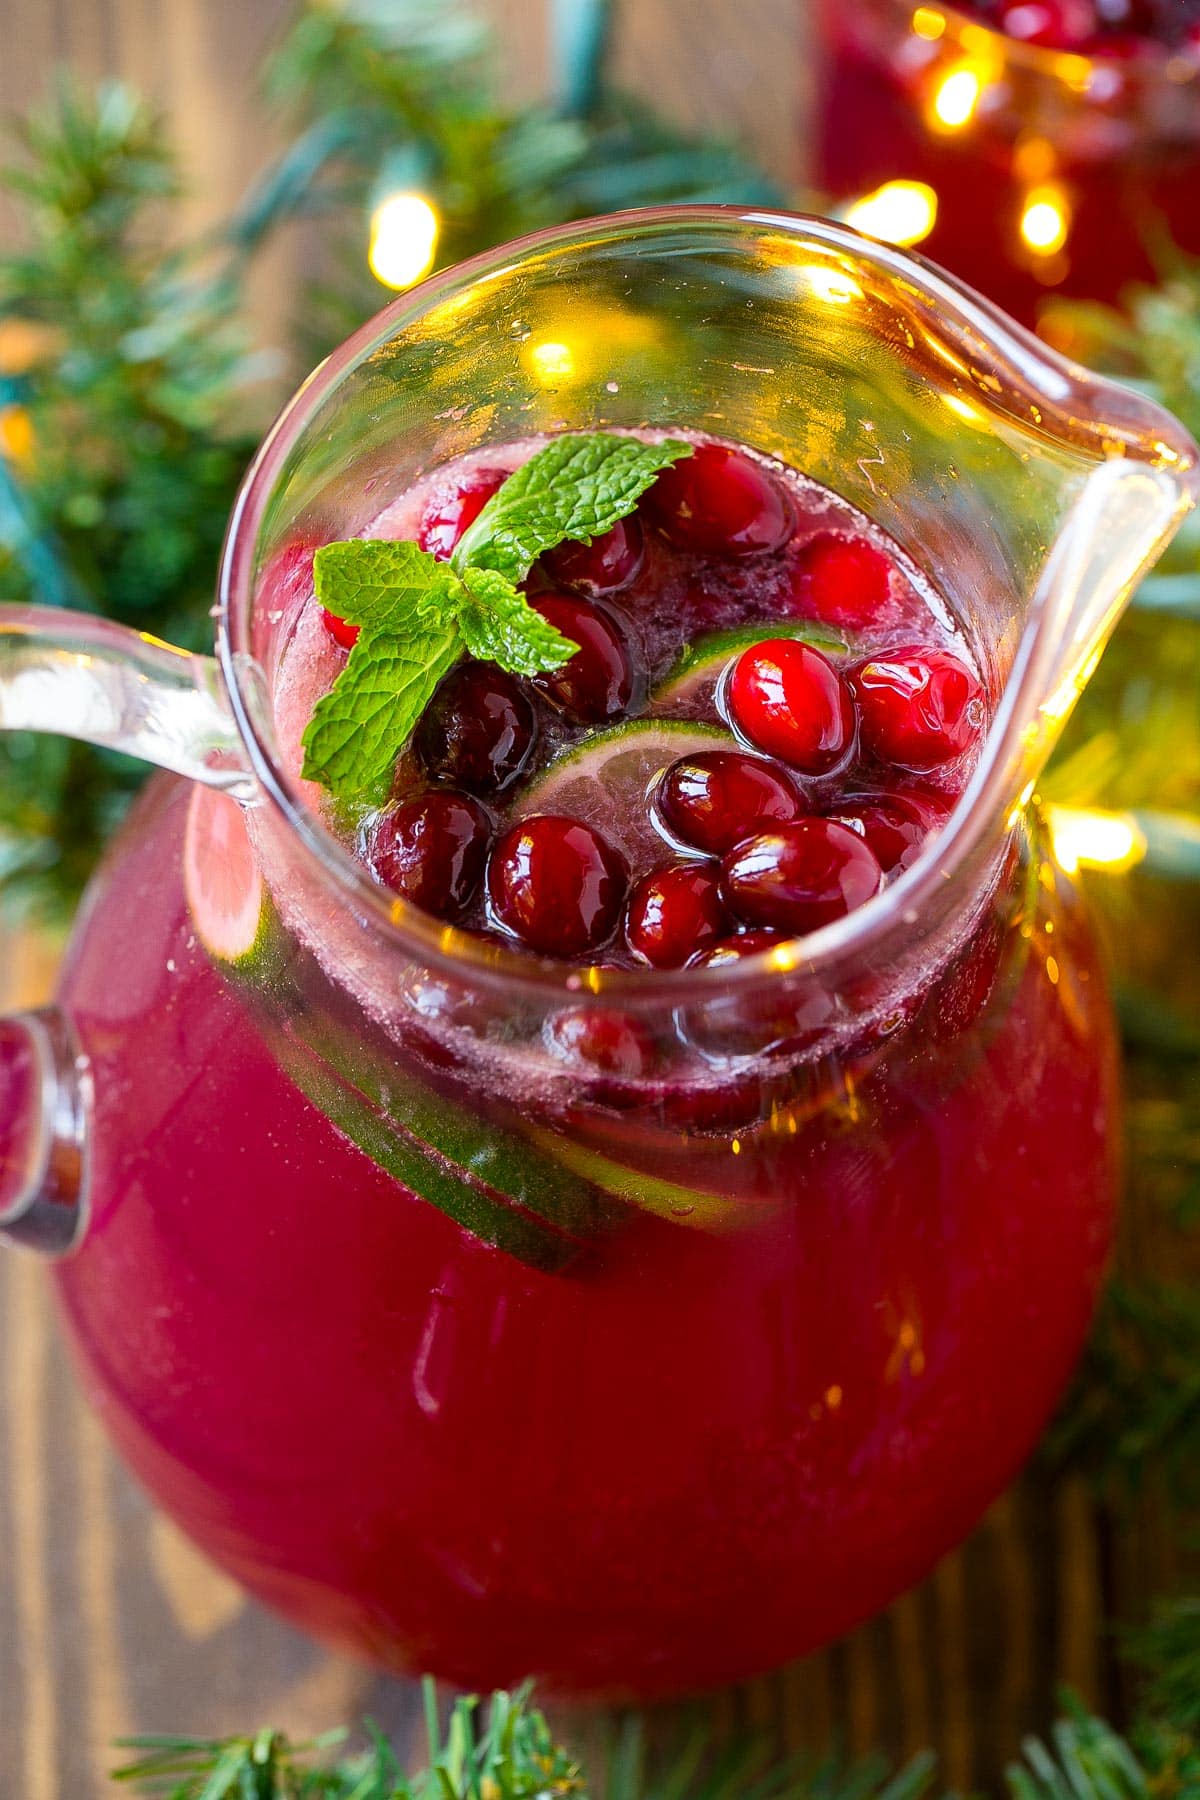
[1016,455,1198,778]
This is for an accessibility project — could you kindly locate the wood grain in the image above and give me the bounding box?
[0,1,1152,1794]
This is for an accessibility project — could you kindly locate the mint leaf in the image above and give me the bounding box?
[453,433,693,582]
[313,538,457,634]
[457,567,577,676]
[301,624,462,799]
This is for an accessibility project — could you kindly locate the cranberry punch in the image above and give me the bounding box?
[0,210,1195,1699]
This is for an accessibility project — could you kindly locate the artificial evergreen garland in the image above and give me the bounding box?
[0,1,1197,1789]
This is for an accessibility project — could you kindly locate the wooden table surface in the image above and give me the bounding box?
[0,2,1176,1794]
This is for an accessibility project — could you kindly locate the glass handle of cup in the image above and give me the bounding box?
[0,604,256,1255]
[0,604,255,799]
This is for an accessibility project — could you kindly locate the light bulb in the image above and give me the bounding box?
[368,193,440,291]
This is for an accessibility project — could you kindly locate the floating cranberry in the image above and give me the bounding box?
[656,749,804,858]
[488,815,627,957]
[721,820,884,934]
[789,532,891,629]
[418,468,507,562]
[416,662,537,795]
[687,929,788,969]
[827,791,947,876]
[626,862,729,967]
[644,444,796,557]
[546,1006,656,1079]
[851,645,985,771]
[321,607,360,650]
[540,516,645,595]
[531,594,637,724]
[726,639,856,774]
[369,791,492,921]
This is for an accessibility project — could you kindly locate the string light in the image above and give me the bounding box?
[911,6,947,38]
[845,180,939,248]
[1019,183,1071,255]
[1046,806,1146,875]
[929,65,982,129]
[367,192,439,291]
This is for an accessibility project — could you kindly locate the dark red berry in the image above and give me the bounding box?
[827,791,947,876]
[644,444,796,557]
[531,594,637,724]
[369,791,492,921]
[416,661,537,795]
[418,468,507,562]
[625,862,729,968]
[321,607,360,650]
[487,815,628,957]
[688,929,788,969]
[788,532,891,629]
[851,645,985,770]
[656,749,803,857]
[721,820,884,934]
[540,516,645,595]
[546,1006,656,1079]
[726,639,856,774]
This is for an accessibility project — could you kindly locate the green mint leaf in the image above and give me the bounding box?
[452,432,693,581]
[301,623,462,801]
[457,567,578,676]
[313,538,456,634]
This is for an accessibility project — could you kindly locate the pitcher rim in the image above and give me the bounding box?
[215,203,1199,999]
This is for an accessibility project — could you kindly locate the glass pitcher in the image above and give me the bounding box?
[813,0,1200,325]
[0,208,1195,1702]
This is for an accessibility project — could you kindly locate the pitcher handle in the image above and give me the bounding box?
[0,604,256,1255]
[0,604,254,797]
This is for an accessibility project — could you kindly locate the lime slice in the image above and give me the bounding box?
[654,620,848,713]
[518,718,733,870]
[528,1126,770,1234]
[184,786,270,967]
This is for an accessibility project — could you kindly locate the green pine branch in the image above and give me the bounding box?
[0,80,264,914]
[110,1678,1200,1800]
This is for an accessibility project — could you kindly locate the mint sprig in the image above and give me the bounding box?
[453,432,693,582]
[300,432,693,803]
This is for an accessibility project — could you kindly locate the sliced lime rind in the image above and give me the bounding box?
[521,717,732,810]
[528,1127,768,1235]
[653,619,848,710]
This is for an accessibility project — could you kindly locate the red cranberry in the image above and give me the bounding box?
[789,532,892,629]
[996,0,1096,43]
[369,791,492,921]
[418,468,507,562]
[540,516,645,595]
[851,645,985,771]
[827,791,948,876]
[321,607,360,650]
[721,820,884,934]
[546,1006,656,1079]
[726,639,856,775]
[688,929,788,969]
[488,815,628,957]
[530,594,637,724]
[644,444,796,557]
[416,661,537,795]
[625,862,729,967]
[656,749,804,858]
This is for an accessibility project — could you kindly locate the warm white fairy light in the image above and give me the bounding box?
[1046,806,1146,875]
[930,66,982,128]
[368,192,440,291]
[845,180,939,248]
[1020,184,1071,255]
